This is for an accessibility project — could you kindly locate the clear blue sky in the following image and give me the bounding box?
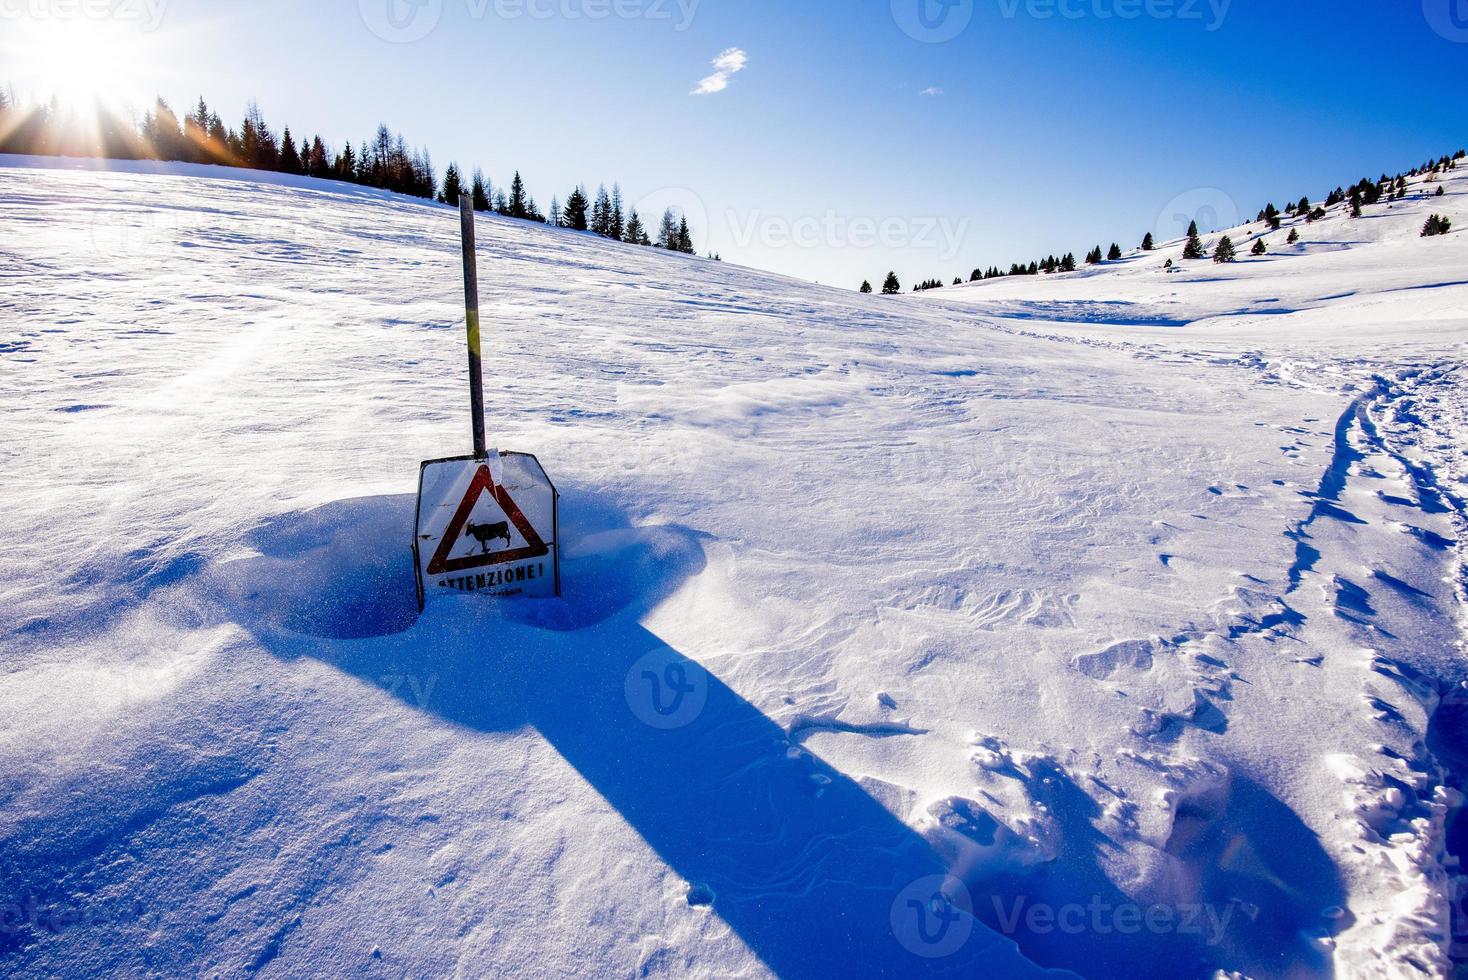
[5,0,1467,286]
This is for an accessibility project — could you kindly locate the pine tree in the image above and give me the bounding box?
[440,163,463,205]
[591,184,611,236]
[493,190,509,215]
[624,208,648,244]
[1251,237,1267,256]
[1182,220,1206,260]
[472,169,491,212]
[1061,253,1077,272]
[549,195,562,227]
[657,208,680,249]
[1212,236,1236,263]
[1348,191,1362,218]
[1107,243,1122,261]
[307,136,328,177]
[1436,186,1446,197]
[1141,232,1155,251]
[1085,246,1102,265]
[1287,228,1300,244]
[676,215,694,254]
[860,280,873,294]
[1422,214,1452,237]
[881,271,901,295]
[610,183,625,242]
[508,171,529,219]
[563,186,589,230]
[279,126,303,174]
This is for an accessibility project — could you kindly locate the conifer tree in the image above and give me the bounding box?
[307,136,328,177]
[472,169,491,212]
[1141,232,1155,251]
[676,215,694,254]
[860,280,873,293]
[1107,243,1122,261]
[882,271,901,294]
[1061,253,1077,272]
[591,184,611,236]
[1085,246,1102,265]
[610,184,625,242]
[508,171,529,219]
[1251,237,1267,256]
[657,208,680,249]
[439,163,463,205]
[1213,236,1236,263]
[1348,191,1362,218]
[624,208,649,245]
[1421,214,1452,237]
[563,186,590,230]
[549,195,562,227]
[1182,220,1206,260]
[279,126,302,174]
[1287,228,1300,244]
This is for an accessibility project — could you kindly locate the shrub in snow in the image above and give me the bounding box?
[1421,214,1453,237]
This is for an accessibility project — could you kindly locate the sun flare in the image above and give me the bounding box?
[4,16,153,114]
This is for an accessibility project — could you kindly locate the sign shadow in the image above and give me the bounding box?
[205,489,1066,978]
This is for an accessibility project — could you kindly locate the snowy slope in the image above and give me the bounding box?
[1,155,1465,979]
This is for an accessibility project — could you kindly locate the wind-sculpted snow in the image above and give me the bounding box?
[0,155,1465,977]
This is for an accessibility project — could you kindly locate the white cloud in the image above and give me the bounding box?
[919,87,944,97]
[712,48,748,73]
[693,47,748,96]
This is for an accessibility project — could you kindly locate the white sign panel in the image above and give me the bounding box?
[414,452,559,606]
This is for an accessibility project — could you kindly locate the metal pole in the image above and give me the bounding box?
[460,191,487,460]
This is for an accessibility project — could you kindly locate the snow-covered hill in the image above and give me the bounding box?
[1,155,1465,979]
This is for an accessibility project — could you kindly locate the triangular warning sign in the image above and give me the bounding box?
[427,464,551,575]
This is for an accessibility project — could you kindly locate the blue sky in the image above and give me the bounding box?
[4,0,1467,286]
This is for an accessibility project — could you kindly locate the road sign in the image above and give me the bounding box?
[414,452,559,607]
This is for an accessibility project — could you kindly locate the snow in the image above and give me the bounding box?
[1,154,1465,978]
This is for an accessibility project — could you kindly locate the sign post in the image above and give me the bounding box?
[460,192,488,460]
[412,194,560,608]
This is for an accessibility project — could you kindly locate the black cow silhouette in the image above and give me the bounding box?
[466,521,511,554]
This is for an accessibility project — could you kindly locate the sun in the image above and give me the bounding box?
[2,16,154,113]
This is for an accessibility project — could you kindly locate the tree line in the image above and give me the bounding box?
[863,147,1464,292]
[0,88,701,254]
